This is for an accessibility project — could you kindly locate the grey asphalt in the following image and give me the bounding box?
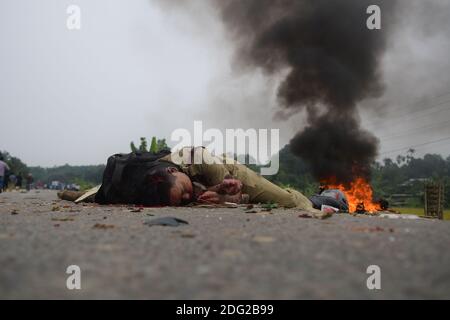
[1,190,449,299]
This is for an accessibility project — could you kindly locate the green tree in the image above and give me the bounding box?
[157,138,169,151]
[130,136,170,153]
[149,137,158,153]
[139,137,148,152]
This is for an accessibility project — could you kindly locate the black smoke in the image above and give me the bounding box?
[216,0,396,184]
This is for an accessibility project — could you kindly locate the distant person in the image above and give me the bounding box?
[8,174,17,190]
[2,173,9,192]
[16,173,23,189]
[0,155,10,193]
[26,173,34,191]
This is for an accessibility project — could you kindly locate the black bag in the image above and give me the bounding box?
[95,150,175,205]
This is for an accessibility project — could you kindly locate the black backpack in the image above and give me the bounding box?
[95,149,175,205]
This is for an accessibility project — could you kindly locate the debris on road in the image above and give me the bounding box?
[92,223,115,229]
[298,211,334,220]
[349,226,395,233]
[378,213,421,220]
[51,217,74,222]
[253,236,276,243]
[180,232,196,238]
[144,217,189,227]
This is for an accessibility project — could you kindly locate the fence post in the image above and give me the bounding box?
[424,182,444,220]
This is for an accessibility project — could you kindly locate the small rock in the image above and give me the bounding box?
[144,217,189,227]
[93,223,115,229]
[181,233,196,238]
[253,236,276,243]
[51,217,74,222]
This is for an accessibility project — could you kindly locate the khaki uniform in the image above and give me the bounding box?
[160,147,317,212]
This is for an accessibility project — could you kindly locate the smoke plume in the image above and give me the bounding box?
[216,0,397,184]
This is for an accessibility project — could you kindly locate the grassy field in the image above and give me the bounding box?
[391,207,450,220]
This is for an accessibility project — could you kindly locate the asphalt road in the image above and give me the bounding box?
[1,190,450,299]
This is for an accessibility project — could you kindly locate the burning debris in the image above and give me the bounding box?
[322,177,382,214]
[310,181,383,215]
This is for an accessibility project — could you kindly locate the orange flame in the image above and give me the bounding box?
[323,177,380,213]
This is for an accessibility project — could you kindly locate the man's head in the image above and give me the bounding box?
[147,165,193,206]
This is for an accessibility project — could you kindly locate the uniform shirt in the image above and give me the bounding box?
[160,147,317,212]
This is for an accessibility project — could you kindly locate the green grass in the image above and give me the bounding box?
[391,207,450,220]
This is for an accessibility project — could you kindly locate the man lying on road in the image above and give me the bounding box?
[59,147,327,214]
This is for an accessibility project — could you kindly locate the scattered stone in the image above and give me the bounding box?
[181,233,196,238]
[93,223,115,229]
[253,236,276,243]
[144,217,189,227]
[51,217,74,222]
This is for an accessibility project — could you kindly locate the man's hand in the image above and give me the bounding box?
[208,179,242,195]
[197,191,221,204]
[219,179,242,195]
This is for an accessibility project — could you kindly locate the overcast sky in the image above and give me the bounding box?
[1,0,450,167]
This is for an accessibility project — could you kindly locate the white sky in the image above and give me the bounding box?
[1,0,450,166]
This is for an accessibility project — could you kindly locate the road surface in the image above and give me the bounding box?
[1,190,449,299]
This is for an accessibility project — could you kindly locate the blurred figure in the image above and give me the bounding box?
[8,174,17,191]
[26,173,34,191]
[0,155,10,193]
[16,173,23,189]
